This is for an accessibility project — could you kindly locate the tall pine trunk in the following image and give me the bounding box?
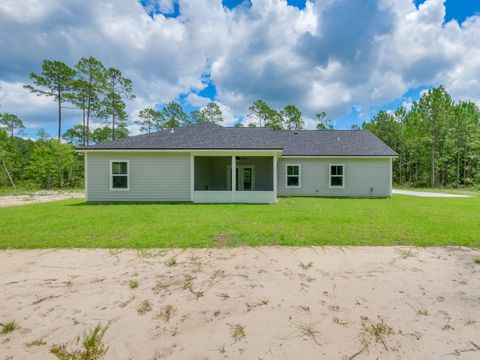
[57,90,62,140]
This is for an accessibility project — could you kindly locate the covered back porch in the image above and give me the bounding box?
[191,151,279,203]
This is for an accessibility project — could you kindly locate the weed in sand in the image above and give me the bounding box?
[332,317,350,327]
[442,324,454,331]
[298,305,310,312]
[294,321,322,345]
[229,323,246,342]
[299,262,313,270]
[463,309,477,326]
[137,300,152,315]
[246,299,269,312]
[1,321,18,335]
[182,275,195,290]
[25,338,47,347]
[137,249,167,258]
[50,323,109,360]
[129,280,139,289]
[406,303,428,316]
[165,257,177,267]
[119,295,135,308]
[217,292,230,301]
[474,258,480,265]
[399,248,416,259]
[362,317,395,351]
[217,344,226,354]
[188,287,204,300]
[156,305,176,322]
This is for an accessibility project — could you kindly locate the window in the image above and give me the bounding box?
[286,164,301,188]
[110,160,129,190]
[330,164,344,188]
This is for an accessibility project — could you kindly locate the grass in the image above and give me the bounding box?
[0,195,479,248]
[128,280,139,289]
[50,323,109,360]
[1,321,18,334]
[229,323,246,342]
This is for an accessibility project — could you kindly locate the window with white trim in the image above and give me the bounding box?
[330,164,344,187]
[286,164,301,188]
[111,161,129,190]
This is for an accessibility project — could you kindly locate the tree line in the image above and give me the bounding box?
[1,55,478,189]
[357,86,480,188]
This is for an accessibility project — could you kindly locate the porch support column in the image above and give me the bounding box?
[273,154,277,202]
[231,155,236,202]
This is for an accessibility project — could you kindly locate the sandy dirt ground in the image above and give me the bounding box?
[392,189,471,198]
[1,247,479,360]
[0,192,84,208]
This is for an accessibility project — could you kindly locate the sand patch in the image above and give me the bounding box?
[0,247,479,359]
[0,191,84,207]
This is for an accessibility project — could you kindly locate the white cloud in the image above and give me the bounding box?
[0,0,480,134]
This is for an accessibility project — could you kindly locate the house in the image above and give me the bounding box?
[78,122,397,203]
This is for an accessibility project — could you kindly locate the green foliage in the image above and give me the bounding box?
[160,101,189,129]
[1,321,18,334]
[248,99,283,129]
[363,86,480,187]
[63,124,90,146]
[1,196,479,248]
[281,105,304,130]
[0,113,25,138]
[135,107,162,133]
[96,67,135,141]
[72,57,106,145]
[25,140,83,188]
[24,60,76,139]
[315,111,334,130]
[200,102,223,123]
[248,101,305,130]
[50,323,109,360]
[91,125,128,144]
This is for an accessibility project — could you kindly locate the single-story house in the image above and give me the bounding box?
[77,122,397,203]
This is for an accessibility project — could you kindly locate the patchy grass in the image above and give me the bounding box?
[299,261,314,270]
[137,300,152,315]
[0,196,479,248]
[1,321,18,334]
[25,338,47,347]
[50,323,109,360]
[128,280,139,289]
[229,323,246,342]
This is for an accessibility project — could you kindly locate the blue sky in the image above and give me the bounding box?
[0,0,480,137]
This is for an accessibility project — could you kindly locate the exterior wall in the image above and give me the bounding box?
[86,152,191,202]
[277,157,392,197]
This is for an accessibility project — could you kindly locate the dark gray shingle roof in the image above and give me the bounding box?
[80,122,397,156]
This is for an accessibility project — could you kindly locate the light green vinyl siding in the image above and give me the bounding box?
[86,152,191,202]
[277,158,392,197]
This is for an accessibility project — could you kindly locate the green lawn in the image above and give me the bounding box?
[0,195,479,248]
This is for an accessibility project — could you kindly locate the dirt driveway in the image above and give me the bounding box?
[0,247,479,359]
[0,192,84,207]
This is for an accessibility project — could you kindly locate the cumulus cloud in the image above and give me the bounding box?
[0,0,479,134]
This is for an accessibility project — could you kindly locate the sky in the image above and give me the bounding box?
[0,0,479,138]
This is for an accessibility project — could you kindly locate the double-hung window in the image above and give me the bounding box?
[329,164,344,188]
[110,160,129,190]
[286,164,301,188]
